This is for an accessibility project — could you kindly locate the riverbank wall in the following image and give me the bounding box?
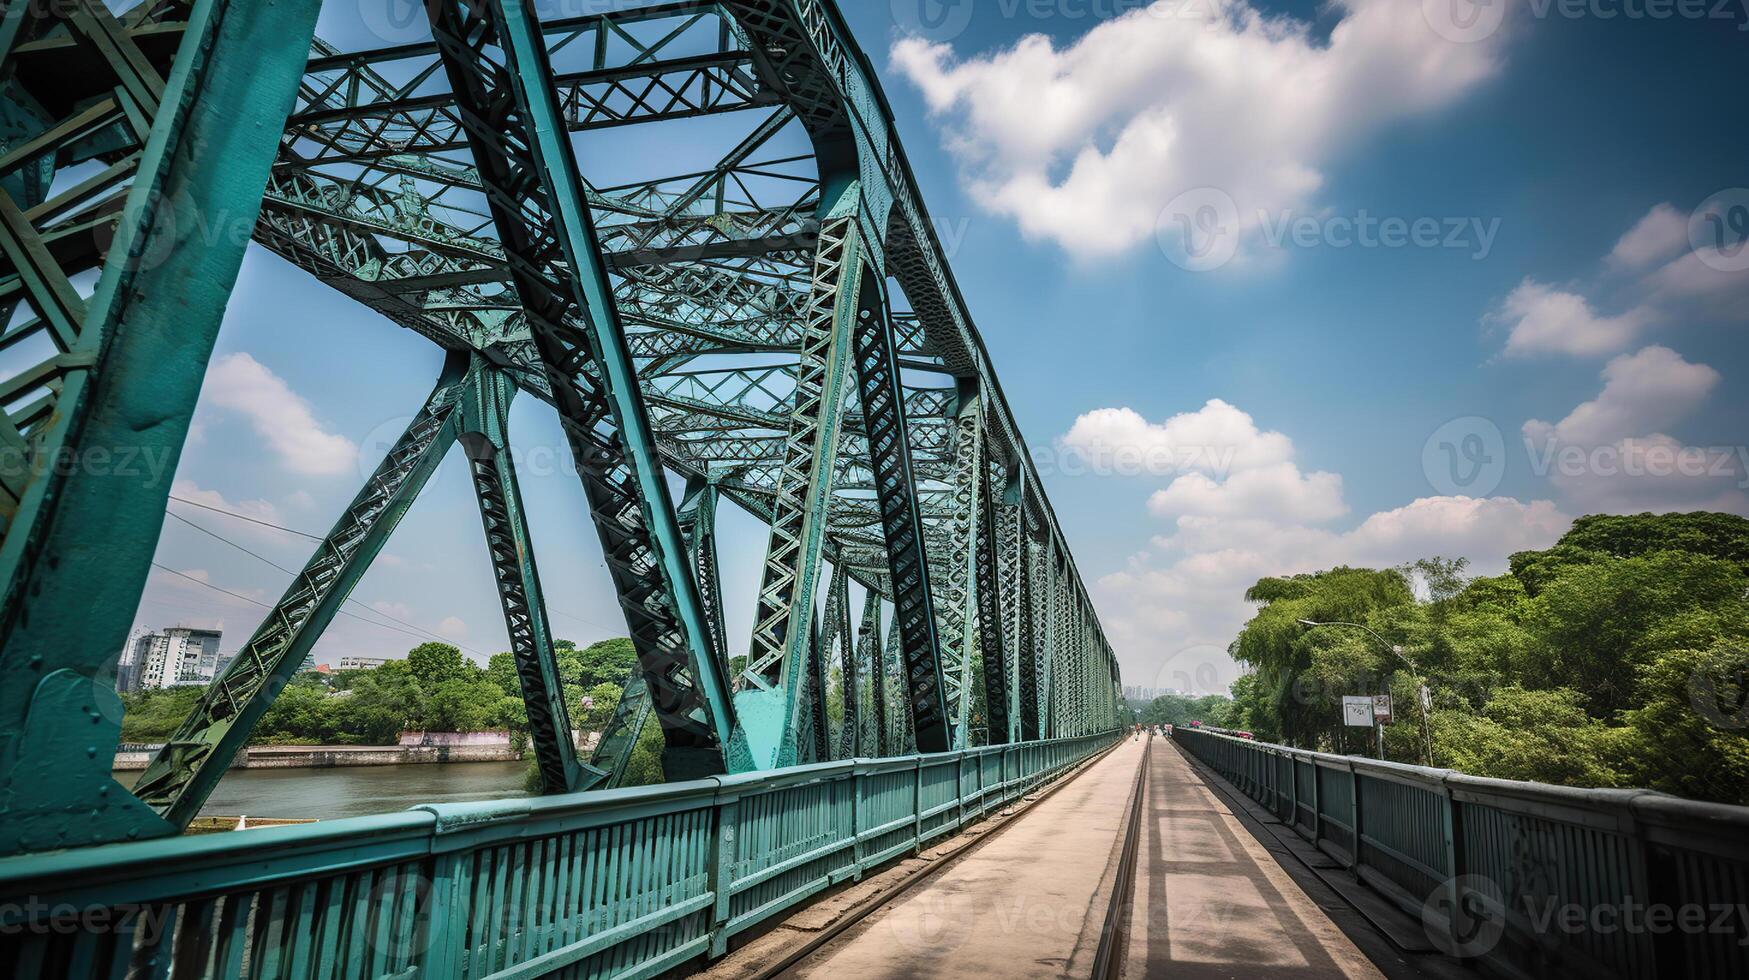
[112,742,524,771]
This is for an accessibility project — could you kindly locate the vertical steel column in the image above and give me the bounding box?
[822,564,858,758]
[738,201,859,769]
[425,0,733,778]
[132,358,472,828]
[679,477,729,675]
[458,363,584,793]
[939,384,984,745]
[849,263,950,753]
[1012,503,1042,742]
[974,431,1012,745]
[0,0,323,855]
[858,591,884,756]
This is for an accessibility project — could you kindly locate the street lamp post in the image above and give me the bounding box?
[1297,619,1436,766]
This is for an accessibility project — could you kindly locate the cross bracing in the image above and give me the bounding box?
[0,0,1123,857]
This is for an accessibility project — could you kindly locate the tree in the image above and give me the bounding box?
[1618,642,1749,804]
[406,642,473,691]
[573,638,638,688]
[423,678,504,733]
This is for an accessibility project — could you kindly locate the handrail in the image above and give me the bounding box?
[0,731,1122,977]
[1172,727,1749,980]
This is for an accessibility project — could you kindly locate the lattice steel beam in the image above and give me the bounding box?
[425,0,734,777]
[0,0,321,856]
[132,355,473,826]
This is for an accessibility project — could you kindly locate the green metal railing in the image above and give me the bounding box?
[1173,727,1749,980]
[0,732,1118,978]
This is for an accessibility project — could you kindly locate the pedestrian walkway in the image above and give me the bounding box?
[1123,738,1383,979]
[786,737,1149,979]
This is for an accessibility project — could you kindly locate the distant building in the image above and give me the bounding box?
[1123,685,1188,702]
[135,628,225,690]
[336,654,394,671]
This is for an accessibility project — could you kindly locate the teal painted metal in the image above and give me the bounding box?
[1175,727,1749,980]
[736,189,862,771]
[0,0,322,856]
[0,731,1121,978]
[423,0,735,779]
[457,364,589,794]
[132,359,474,827]
[0,0,1128,858]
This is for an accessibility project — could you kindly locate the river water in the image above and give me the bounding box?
[114,762,530,820]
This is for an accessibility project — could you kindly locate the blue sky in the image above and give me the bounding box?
[130,1,1749,695]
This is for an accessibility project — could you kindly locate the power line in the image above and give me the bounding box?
[149,556,488,658]
[164,510,476,652]
[164,494,622,637]
[167,494,325,542]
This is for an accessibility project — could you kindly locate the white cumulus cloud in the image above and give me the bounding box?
[1060,400,1293,476]
[1608,202,1689,269]
[1148,462,1347,523]
[1522,346,1746,515]
[891,0,1506,257]
[1493,279,1657,358]
[203,353,357,476]
[1523,345,1717,448]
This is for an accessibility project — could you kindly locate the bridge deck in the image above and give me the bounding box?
[1125,739,1382,979]
[785,738,1145,978]
[775,736,1381,979]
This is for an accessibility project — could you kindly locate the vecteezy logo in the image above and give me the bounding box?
[362,0,434,45]
[891,0,977,42]
[1688,649,1749,731]
[1423,417,1506,497]
[1157,188,1241,273]
[1422,0,1508,44]
[1423,875,1506,959]
[1690,189,1749,274]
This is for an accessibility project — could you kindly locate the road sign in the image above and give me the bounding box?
[1342,696,1374,727]
[1373,695,1395,724]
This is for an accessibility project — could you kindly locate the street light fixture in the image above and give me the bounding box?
[1297,619,1436,766]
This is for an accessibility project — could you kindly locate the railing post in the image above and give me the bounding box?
[709,799,739,957]
[1440,778,1466,955]
[1311,760,1323,845]
[1288,750,1300,828]
[1349,763,1363,870]
[850,767,866,879]
[420,850,470,977]
[914,759,926,854]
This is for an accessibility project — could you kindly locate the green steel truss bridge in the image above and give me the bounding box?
[0,0,1125,860]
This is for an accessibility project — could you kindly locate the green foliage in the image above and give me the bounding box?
[1225,511,1749,805]
[1138,693,1237,730]
[406,642,474,688]
[620,715,666,787]
[119,687,206,742]
[123,637,644,750]
[570,638,638,688]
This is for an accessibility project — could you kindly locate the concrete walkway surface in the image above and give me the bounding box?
[1122,738,1383,979]
[786,737,1149,979]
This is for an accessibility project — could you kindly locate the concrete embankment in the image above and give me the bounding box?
[113,743,523,771]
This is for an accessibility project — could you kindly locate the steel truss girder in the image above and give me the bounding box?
[857,590,886,757]
[974,431,1012,746]
[819,562,856,759]
[458,363,590,794]
[720,0,1119,699]
[134,354,594,821]
[289,2,772,169]
[937,388,983,745]
[424,0,733,775]
[132,356,471,825]
[736,208,858,768]
[0,0,1128,860]
[848,262,949,753]
[0,0,322,856]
